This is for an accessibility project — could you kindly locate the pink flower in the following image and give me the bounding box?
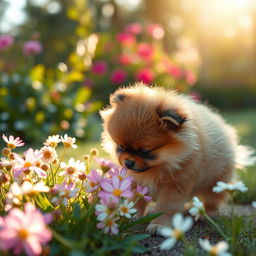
[116,32,135,46]
[0,203,52,256]
[95,197,118,221]
[92,61,108,75]
[165,63,183,79]
[125,23,143,34]
[2,134,24,149]
[137,43,154,60]
[12,149,46,179]
[0,35,14,51]
[117,54,134,65]
[108,167,133,183]
[23,40,42,56]
[185,70,197,85]
[99,175,133,200]
[110,69,127,84]
[97,217,119,235]
[84,169,103,192]
[135,68,154,84]
[51,183,79,206]
[135,185,152,202]
[95,157,119,173]
[146,24,165,40]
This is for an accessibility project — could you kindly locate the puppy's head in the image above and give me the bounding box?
[100,83,197,173]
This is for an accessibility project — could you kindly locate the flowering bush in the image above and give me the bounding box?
[0,134,156,255]
[0,33,101,142]
[85,23,200,103]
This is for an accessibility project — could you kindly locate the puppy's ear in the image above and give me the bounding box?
[159,110,187,130]
[110,93,126,106]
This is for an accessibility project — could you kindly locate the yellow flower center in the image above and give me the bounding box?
[121,206,128,213]
[49,142,57,147]
[210,246,218,256]
[43,150,52,159]
[7,143,15,149]
[106,219,113,227]
[90,181,96,187]
[18,228,29,240]
[113,188,122,197]
[67,167,75,174]
[64,142,71,148]
[173,229,182,239]
[24,162,32,168]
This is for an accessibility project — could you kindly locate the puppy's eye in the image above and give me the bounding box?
[138,148,151,154]
[117,145,124,152]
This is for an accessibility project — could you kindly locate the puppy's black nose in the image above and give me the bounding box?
[124,159,135,169]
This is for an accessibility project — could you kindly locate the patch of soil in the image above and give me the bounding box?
[136,204,255,255]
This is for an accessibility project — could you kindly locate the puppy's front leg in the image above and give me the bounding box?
[146,183,192,233]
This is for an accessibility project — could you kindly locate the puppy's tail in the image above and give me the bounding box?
[235,145,256,169]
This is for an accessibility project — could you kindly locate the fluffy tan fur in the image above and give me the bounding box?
[100,83,239,232]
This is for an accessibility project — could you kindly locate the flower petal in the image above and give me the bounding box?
[160,237,176,250]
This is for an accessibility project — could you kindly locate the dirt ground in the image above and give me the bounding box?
[137,204,255,256]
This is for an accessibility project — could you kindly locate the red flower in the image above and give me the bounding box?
[135,68,154,84]
[165,61,183,79]
[185,70,197,85]
[125,23,143,35]
[117,54,134,65]
[116,32,135,46]
[137,43,154,60]
[110,69,127,84]
[92,61,108,75]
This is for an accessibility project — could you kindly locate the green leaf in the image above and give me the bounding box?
[72,202,81,220]
[36,193,54,211]
[120,212,163,231]
[132,245,148,253]
[73,87,91,105]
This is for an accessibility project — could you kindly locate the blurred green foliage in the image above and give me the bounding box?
[0,0,101,143]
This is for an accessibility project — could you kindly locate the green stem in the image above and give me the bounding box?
[72,181,84,204]
[53,147,67,180]
[203,211,228,241]
[50,164,54,185]
[49,227,74,250]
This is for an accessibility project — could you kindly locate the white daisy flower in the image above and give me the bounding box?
[21,181,50,196]
[158,213,193,250]
[213,181,248,193]
[43,135,61,148]
[40,146,58,163]
[199,238,231,256]
[119,200,137,218]
[59,158,85,181]
[61,134,77,149]
[189,196,205,220]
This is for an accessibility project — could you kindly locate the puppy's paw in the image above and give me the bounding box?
[146,223,165,235]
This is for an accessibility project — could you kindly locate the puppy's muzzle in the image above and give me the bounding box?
[124,159,150,172]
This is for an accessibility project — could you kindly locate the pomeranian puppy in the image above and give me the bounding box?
[100,83,254,232]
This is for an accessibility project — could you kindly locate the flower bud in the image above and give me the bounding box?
[90,148,99,156]
[2,147,11,157]
[83,154,90,161]
[78,173,86,181]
